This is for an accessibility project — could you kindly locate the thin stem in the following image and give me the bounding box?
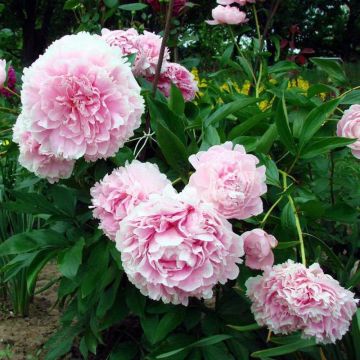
[228,26,257,84]
[253,5,261,42]
[330,151,335,205]
[0,106,19,114]
[4,86,20,98]
[171,177,182,185]
[260,195,283,227]
[255,61,263,98]
[151,0,174,98]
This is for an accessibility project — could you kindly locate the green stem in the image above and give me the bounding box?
[4,86,20,98]
[253,4,261,42]
[0,106,18,114]
[260,195,283,227]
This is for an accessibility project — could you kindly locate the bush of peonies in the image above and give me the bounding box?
[1,1,359,358]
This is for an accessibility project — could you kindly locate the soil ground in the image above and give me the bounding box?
[0,262,61,360]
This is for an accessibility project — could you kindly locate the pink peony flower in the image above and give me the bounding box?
[90,161,171,240]
[101,28,139,55]
[13,114,75,183]
[246,260,358,344]
[337,105,360,159]
[102,29,169,77]
[0,59,6,88]
[18,32,144,162]
[146,0,187,15]
[188,142,267,220]
[133,31,169,76]
[116,187,244,305]
[147,62,198,102]
[206,5,249,25]
[217,0,256,5]
[242,229,277,270]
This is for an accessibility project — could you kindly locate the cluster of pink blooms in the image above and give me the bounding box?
[207,0,254,26]
[246,261,358,344]
[91,142,268,304]
[12,32,144,183]
[0,59,17,97]
[146,0,187,16]
[337,104,360,159]
[101,28,198,101]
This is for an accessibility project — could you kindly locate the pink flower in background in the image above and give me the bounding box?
[102,29,169,77]
[90,161,171,240]
[146,0,187,15]
[13,115,75,183]
[337,105,360,159]
[116,187,244,305]
[17,32,144,163]
[246,260,358,344]
[188,142,267,220]
[206,5,249,25]
[148,62,198,101]
[101,28,139,55]
[0,59,17,97]
[133,31,169,76]
[242,229,278,270]
[217,0,248,5]
[0,59,6,88]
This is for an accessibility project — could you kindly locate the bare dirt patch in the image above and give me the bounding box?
[0,262,60,359]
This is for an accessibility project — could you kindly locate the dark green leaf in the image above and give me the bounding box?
[310,58,348,85]
[301,137,355,159]
[169,83,185,115]
[58,238,85,279]
[119,3,148,11]
[153,310,186,343]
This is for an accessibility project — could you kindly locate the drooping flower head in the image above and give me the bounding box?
[217,0,256,5]
[337,104,360,159]
[147,62,198,102]
[206,5,249,25]
[116,187,244,305]
[246,260,358,344]
[16,32,144,163]
[242,229,278,270]
[188,142,267,220]
[91,161,171,240]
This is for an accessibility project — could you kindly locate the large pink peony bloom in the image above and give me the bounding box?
[246,260,358,344]
[0,59,6,88]
[206,5,249,25]
[148,62,198,102]
[19,32,144,162]
[13,115,75,183]
[116,187,244,305]
[337,105,360,159]
[90,161,171,240]
[146,0,187,15]
[102,29,169,77]
[242,229,277,270]
[188,142,267,220]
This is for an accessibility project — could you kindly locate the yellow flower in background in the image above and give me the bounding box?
[240,80,251,95]
[288,77,310,92]
[220,83,230,93]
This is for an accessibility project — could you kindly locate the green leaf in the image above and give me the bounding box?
[155,121,189,182]
[104,0,118,7]
[58,238,85,279]
[276,241,300,250]
[310,58,348,85]
[307,84,338,98]
[347,269,360,288]
[227,323,261,332]
[0,230,66,256]
[153,310,186,343]
[256,123,278,154]
[251,338,316,358]
[228,112,270,140]
[301,137,355,159]
[201,126,221,149]
[351,309,360,357]
[323,203,359,223]
[258,154,280,187]
[169,83,185,115]
[119,3,148,11]
[275,96,296,153]
[204,98,257,127]
[125,285,146,317]
[156,335,232,359]
[63,0,80,10]
[341,90,360,105]
[299,98,341,148]
[280,202,296,234]
[109,342,138,360]
[268,61,299,74]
